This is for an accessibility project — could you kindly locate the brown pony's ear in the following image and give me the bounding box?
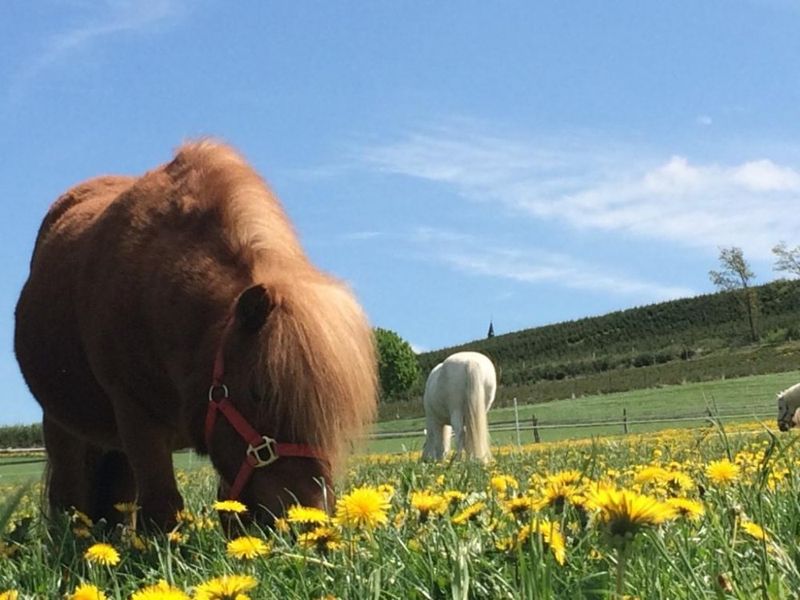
[236,285,272,333]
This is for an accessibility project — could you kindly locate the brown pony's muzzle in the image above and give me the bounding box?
[218,456,334,531]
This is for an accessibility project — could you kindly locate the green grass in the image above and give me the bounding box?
[4,370,798,478]
[369,369,800,453]
[4,422,800,598]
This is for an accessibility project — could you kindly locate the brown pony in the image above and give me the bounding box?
[15,141,377,529]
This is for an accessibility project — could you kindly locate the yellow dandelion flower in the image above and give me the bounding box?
[634,466,670,486]
[226,536,270,560]
[69,585,107,600]
[503,496,538,519]
[335,486,390,529]
[84,543,120,567]
[490,475,519,496]
[71,509,93,527]
[519,520,567,566]
[666,497,705,522]
[194,574,257,600]
[73,525,92,538]
[274,517,290,534]
[114,502,140,514]
[706,459,740,486]
[0,592,18,600]
[298,525,343,553]
[499,520,566,565]
[407,538,422,552]
[589,488,675,545]
[212,500,248,513]
[0,542,17,559]
[168,530,188,544]
[176,509,195,524]
[378,483,396,500]
[286,505,329,525]
[741,520,769,542]
[451,501,485,525]
[131,580,190,600]
[410,491,447,520]
[546,470,583,487]
[536,481,584,512]
[443,490,466,507]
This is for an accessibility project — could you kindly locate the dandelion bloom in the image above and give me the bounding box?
[84,543,121,567]
[590,488,675,544]
[519,521,567,566]
[741,520,769,542]
[130,580,190,600]
[503,496,538,519]
[666,497,705,522]
[443,490,466,507]
[69,583,107,600]
[410,491,447,520]
[546,470,584,487]
[226,536,270,560]
[451,501,485,525]
[706,459,740,486]
[194,574,257,600]
[298,525,343,553]
[0,592,19,600]
[490,475,518,496]
[287,505,329,526]
[335,486,390,529]
[114,502,140,514]
[212,500,248,513]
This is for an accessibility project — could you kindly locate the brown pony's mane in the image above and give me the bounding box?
[171,141,377,469]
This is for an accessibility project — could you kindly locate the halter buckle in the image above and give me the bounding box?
[208,384,229,402]
[247,436,279,467]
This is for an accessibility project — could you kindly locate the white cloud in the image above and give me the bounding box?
[359,127,800,260]
[696,115,713,126]
[9,0,185,99]
[410,227,696,301]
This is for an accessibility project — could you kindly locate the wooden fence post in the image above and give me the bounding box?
[622,408,629,434]
[532,415,541,443]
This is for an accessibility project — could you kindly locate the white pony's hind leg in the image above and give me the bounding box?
[451,410,465,459]
[422,415,444,460]
[442,425,453,456]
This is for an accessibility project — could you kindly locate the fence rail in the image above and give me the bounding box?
[0,408,779,455]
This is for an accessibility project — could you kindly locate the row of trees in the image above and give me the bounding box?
[709,241,800,342]
[374,241,799,403]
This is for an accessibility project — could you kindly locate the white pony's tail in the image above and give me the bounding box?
[463,364,492,462]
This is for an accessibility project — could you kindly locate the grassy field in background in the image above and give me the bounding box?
[368,370,800,453]
[3,369,798,481]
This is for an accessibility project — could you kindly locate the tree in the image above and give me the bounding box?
[374,328,420,401]
[773,241,800,278]
[708,246,759,342]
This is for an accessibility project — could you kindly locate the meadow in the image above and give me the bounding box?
[2,416,800,599]
[2,370,799,599]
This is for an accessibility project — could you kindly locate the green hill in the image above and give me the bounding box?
[393,278,800,417]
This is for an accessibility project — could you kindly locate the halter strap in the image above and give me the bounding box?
[204,315,328,501]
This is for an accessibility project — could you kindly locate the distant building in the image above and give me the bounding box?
[487,320,495,338]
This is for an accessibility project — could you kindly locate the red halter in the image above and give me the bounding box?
[204,319,328,501]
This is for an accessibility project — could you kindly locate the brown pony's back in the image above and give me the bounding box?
[15,141,377,527]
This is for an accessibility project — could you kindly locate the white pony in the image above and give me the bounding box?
[422,351,497,462]
[777,382,800,431]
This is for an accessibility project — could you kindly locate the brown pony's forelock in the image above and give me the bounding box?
[174,140,377,470]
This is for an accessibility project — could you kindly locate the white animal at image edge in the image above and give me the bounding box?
[422,351,497,462]
[777,382,800,431]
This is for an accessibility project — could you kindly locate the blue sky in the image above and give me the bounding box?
[2,1,799,425]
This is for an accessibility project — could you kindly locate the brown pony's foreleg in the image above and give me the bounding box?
[42,416,96,519]
[90,450,137,524]
[115,406,184,530]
